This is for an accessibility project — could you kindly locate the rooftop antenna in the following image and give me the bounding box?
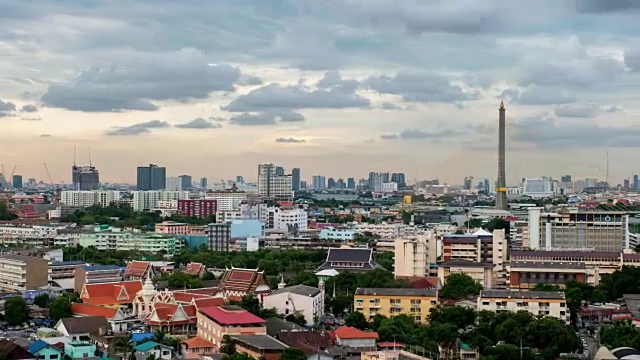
[88,146,92,167]
[605,150,609,191]
[73,145,77,167]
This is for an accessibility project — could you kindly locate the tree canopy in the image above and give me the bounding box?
[49,297,73,322]
[4,296,28,325]
[600,320,640,349]
[439,273,482,299]
[279,348,307,360]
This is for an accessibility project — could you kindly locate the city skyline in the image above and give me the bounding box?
[1,2,640,183]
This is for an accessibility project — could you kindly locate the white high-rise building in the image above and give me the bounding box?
[60,191,122,207]
[131,191,189,212]
[382,182,398,193]
[205,191,247,211]
[266,207,308,231]
[257,163,293,200]
[523,178,553,199]
[165,177,182,191]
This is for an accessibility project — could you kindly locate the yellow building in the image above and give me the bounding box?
[354,288,438,324]
[403,195,412,204]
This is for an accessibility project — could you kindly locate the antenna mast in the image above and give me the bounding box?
[73,145,77,167]
[88,146,92,167]
[606,150,609,191]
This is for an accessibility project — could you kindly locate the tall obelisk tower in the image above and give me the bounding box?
[495,101,508,210]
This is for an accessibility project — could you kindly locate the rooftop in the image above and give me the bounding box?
[200,305,265,325]
[232,335,288,351]
[354,288,437,297]
[510,261,586,270]
[439,259,494,268]
[333,326,379,340]
[269,285,321,297]
[480,290,566,300]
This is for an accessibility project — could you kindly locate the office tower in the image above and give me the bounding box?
[300,180,307,189]
[328,178,336,189]
[391,173,406,188]
[137,164,166,190]
[624,179,630,189]
[463,176,473,190]
[495,101,508,210]
[483,179,490,192]
[523,178,553,198]
[166,177,181,191]
[236,176,244,184]
[560,175,572,183]
[179,175,192,190]
[12,175,22,189]
[634,175,639,190]
[72,165,100,190]
[347,178,356,189]
[368,172,384,192]
[275,166,285,176]
[291,168,301,191]
[258,163,292,200]
[312,176,326,190]
[200,177,208,189]
[336,178,345,189]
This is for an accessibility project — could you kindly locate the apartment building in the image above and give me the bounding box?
[59,190,122,207]
[74,265,123,293]
[49,260,86,289]
[319,227,357,242]
[262,284,324,326]
[393,234,437,278]
[155,221,190,235]
[438,259,495,289]
[69,229,183,254]
[266,207,307,231]
[178,199,217,219]
[477,290,569,324]
[528,208,630,252]
[354,288,438,323]
[131,191,189,212]
[196,305,266,350]
[205,191,247,211]
[355,223,405,239]
[0,254,49,292]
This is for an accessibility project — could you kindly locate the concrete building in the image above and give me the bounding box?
[178,199,217,219]
[354,288,438,323]
[208,223,231,252]
[438,259,495,289]
[477,290,569,324]
[196,305,266,351]
[131,191,189,212]
[258,163,293,201]
[393,234,437,278]
[266,207,308,231]
[291,168,301,191]
[205,191,247,211]
[137,164,166,191]
[0,254,49,292]
[522,178,553,199]
[355,223,405,239]
[262,283,324,326]
[72,165,100,191]
[528,208,630,252]
[74,265,123,292]
[319,227,357,242]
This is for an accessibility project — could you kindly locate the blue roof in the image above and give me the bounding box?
[131,333,154,343]
[82,265,121,271]
[29,340,57,354]
[134,341,161,352]
[51,260,86,266]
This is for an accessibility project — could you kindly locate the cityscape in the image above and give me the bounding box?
[2,2,640,360]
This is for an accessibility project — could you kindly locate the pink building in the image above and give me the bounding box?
[155,221,190,235]
[196,305,266,350]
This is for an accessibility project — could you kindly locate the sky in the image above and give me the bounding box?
[1,0,640,185]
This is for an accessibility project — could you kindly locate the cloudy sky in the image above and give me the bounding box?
[1,0,640,185]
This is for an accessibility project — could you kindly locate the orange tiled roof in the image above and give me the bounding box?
[184,263,206,277]
[192,297,224,309]
[219,268,269,293]
[182,337,215,349]
[81,280,142,305]
[173,291,211,303]
[333,326,379,340]
[145,303,198,325]
[71,303,118,319]
[123,261,151,278]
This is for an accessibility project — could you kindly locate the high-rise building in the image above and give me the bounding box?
[624,179,630,189]
[368,172,384,192]
[200,177,208,189]
[495,101,508,210]
[166,177,181,191]
[258,163,293,200]
[561,175,572,183]
[179,175,192,190]
[208,223,231,252]
[137,164,166,190]
[178,199,217,219]
[12,175,22,189]
[347,178,356,189]
[634,174,639,190]
[72,165,100,191]
[236,176,244,184]
[523,178,553,198]
[336,178,345,189]
[391,173,406,188]
[300,180,307,189]
[328,178,336,189]
[463,176,473,190]
[312,176,326,190]
[291,168,301,191]
[275,166,285,176]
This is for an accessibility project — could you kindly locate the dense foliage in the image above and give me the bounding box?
[0,202,17,221]
[4,296,28,325]
[439,273,483,300]
[600,320,640,349]
[49,297,73,322]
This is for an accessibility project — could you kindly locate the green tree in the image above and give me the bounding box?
[345,311,368,330]
[145,355,155,360]
[220,335,236,355]
[428,305,476,329]
[280,348,307,360]
[439,273,482,299]
[531,283,561,291]
[111,336,134,360]
[600,320,640,349]
[4,296,28,325]
[483,218,510,233]
[163,272,203,289]
[0,202,17,221]
[285,313,306,327]
[34,293,50,308]
[49,297,73,322]
[484,344,536,360]
[228,353,254,360]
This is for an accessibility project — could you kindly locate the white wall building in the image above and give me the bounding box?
[382,182,398,193]
[60,190,122,207]
[166,177,182,191]
[262,283,324,326]
[266,207,308,231]
[131,191,189,212]
[205,191,247,211]
[523,178,553,199]
[355,222,405,239]
[477,290,569,324]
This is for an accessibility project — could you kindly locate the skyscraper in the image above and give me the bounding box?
[561,175,572,183]
[179,175,192,190]
[391,173,406,188]
[347,178,356,189]
[72,165,100,190]
[312,176,326,189]
[12,175,22,189]
[328,178,336,189]
[137,164,166,190]
[258,163,292,200]
[634,174,639,190]
[291,168,301,191]
[495,101,508,211]
[275,166,285,176]
[200,177,208,189]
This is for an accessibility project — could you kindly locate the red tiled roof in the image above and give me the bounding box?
[123,261,151,278]
[332,326,378,340]
[182,337,215,349]
[175,287,219,295]
[173,291,210,303]
[146,303,198,325]
[184,263,206,277]
[81,281,142,305]
[219,268,269,293]
[71,303,118,319]
[200,305,265,325]
[193,298,224,309]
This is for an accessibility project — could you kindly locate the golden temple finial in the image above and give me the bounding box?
[499,100,505,110]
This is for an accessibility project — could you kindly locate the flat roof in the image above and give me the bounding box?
[480,290,565,300]
[510,261,586,270]
[354,288,437,297]
[231,335,288,351]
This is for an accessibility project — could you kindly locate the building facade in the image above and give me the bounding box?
[477,290,569,324]
[137,164,167,191]
[208,223,231,252]
[393,234,437,278]
[178,200,217,219]
[354,288,438,323]
[262,284,324,326]
[72,165,100,191]
[0,254,49,292]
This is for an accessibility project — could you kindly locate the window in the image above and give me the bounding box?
[411,300,421,305]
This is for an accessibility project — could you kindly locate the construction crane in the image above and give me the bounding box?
[43,162,53,184]
[10,165,16,179]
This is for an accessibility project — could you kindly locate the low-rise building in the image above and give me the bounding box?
[262,284,324,326]
[74,265,123,293]
[354,288,438,323]
[64,341,97,359]
[438,259,494,289]
[0,254,49,292]
[196,305,266,350]
[332,326,378,349]
[477,290,569,324]
[232,335,288,360]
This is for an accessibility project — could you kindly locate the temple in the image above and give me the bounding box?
[217,267,271,301]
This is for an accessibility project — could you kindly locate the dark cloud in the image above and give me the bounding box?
[175,117,222,129]
[512,116,640,148]
[21,104,37,112]
[624,48,640,71]
[381,128,460,140]
[41,49,242,112]
[0,99,17,117]
[499,87,576,105]
[365,72,478,104]
[554,103,602,118]
[275,137,306,143]
[237,75,263,86]
[229,110,305,126]
[105,120,170,136]
[316,71,359,92]
[575,0,640,13]
[223,83,369,112]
